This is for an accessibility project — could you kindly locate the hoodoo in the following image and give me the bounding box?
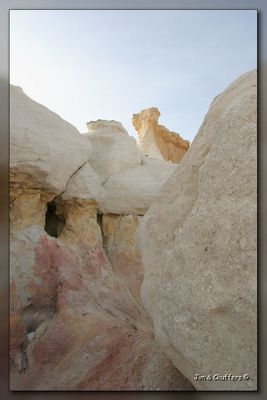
[132,107,190,163]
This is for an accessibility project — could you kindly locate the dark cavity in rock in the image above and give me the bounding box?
[44,201,65,238]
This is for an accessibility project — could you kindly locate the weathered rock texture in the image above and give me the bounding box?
[138,70,257,390]
[86,120,142,182]
[10,86,92,194]
[10,198,192,390]
[62,161,105,204]
[101,214,144,301]
[10,85,193,390]
[99,158,176,215]
[83,119,178,215]
[132,107,190,163]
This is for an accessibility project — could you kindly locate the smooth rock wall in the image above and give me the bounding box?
[138,70,257,390]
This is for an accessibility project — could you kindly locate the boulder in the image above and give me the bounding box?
[85,120,142,182]
[138,70,257,390]
[62,161,105,203]
[10,85,92,194]
[99,158,176,215]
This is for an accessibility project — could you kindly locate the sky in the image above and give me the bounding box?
[10,10,257,142]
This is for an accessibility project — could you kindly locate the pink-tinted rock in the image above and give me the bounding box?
[10,196,193,390]
[10,85,193,391]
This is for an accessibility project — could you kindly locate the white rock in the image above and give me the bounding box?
[85,120,142,182]
[27,331,35,343]
[10,85,92,194]
[62,161,105,203]
[10,225,50,309]
[99,158,176,215]
[138,70,257,390]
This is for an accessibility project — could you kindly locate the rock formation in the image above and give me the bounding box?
[10,86,192,390]
[86,120,142,182]
[132,107,190,163]
[10,86,92,195]
[138,70,257,390]
[98,158,176,215]
[10,69,257,391]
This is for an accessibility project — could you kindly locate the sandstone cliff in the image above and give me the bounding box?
[138,70,257,390]
[132,107,190,163]
[10,86,192,390]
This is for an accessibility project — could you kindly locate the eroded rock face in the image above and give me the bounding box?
[101,214,144,301]
[85,120,142,182]
[98,158,176,215]
[10,87,193,390]
[132,107,190,163]
[10,86,92,194]
[10,197,192,390]
[62,161,105,204]
[138,70,257,390]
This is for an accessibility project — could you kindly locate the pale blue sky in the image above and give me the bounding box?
[10,10,257,141]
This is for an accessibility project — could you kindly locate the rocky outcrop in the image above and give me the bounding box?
[99,158,176,215]
[85,120,142,182]
[62,161,105,204]
[10,86,91,195]
[83,119,178,215]
[132,107,190,163]
[11,69,256,391]
[138,70,257,390]
[10,85,193,390]
[10,197,192,390]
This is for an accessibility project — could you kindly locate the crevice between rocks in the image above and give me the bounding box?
[20,340,29,373]
[96,213,106,250]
